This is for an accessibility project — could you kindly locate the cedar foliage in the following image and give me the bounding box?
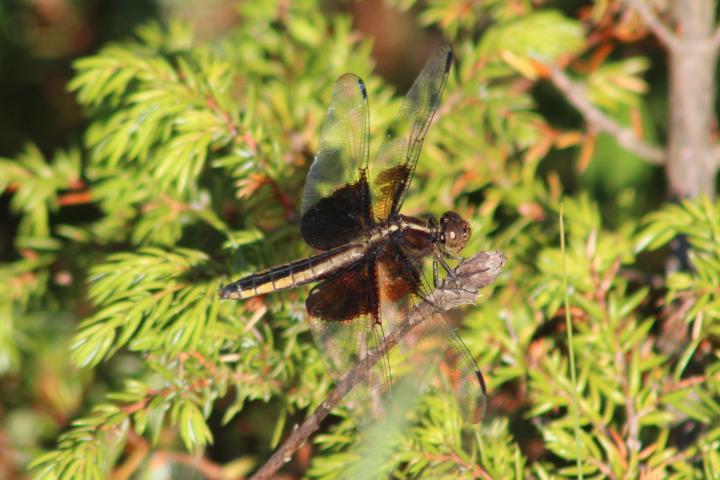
[1,1,719,478]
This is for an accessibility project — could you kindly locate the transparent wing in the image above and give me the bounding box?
[398,308,487,423]
[305,243,485,426]
[305,259,392,426]
[300,74,372,250]
[376,240,486,423]
[372,45,452,221]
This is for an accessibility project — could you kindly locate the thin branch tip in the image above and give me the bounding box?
[622,0,679,50]
[547,64,665,166]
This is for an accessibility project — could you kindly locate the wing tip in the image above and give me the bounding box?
[443,45,453,73]
[472,370,488,423]
[357,77,368,99]
[336,73,368,100]
[475,369,487,395]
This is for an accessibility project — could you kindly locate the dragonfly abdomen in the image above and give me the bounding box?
[219,243,366,300]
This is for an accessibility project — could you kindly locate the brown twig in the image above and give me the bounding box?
[586,457,618,480]
[249,251,506,480]
[622,0,679,50]
[546,64,666,165]
[111,431,151,480]
[112,430,230,480]
[58,190,93,206]
[423,451,494,480]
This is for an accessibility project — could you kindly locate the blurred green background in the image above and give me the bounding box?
[2,0,720,479]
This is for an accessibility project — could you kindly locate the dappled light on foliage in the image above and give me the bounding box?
[1,0,720,479]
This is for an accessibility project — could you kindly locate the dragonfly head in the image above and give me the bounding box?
[439,211,471,254]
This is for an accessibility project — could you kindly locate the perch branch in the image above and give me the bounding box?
[622,0,680,50]
[249,251,506,480]
[547,64,666,165]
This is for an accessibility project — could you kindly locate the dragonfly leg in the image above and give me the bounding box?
[444,251,464,261]
[437,253,456,276]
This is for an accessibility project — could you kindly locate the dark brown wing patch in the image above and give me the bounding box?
[372,164,410,223]
[301,74,372,250]
[306,259,373,321]
[376,242,487,424]
[305,258,393,427]
[376,241,420,303]
[372,46,452,221]
[300,174,372,251]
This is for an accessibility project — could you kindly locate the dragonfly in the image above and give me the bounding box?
[220,45,486,424]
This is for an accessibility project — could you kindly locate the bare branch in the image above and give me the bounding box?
[622,0,680,50]
[249,251,506,480]
[547,64,666,165]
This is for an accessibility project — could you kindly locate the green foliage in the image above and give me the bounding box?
[588,57,650,110]
[0,145,81,251]
[1,0,719,479]
[71,248,219,367]
[639,197,720,352]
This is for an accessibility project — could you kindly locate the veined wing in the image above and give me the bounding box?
[300,74,373,251]
[397,308,487,423]
[305,258,393,427]
[372,45,452,221]
[376,240,486,423]
[305,240,485,425]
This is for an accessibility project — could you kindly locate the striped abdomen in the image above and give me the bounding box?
[218,243,366,300]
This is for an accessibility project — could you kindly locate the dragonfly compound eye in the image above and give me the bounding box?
[440,211,471,253]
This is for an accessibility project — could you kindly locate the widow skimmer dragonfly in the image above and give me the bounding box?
[220,45,486,424]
